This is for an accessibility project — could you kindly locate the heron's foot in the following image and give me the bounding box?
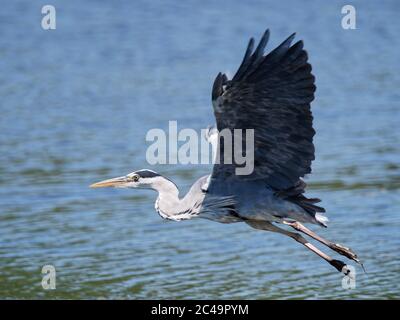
[329,259,355,277]
[331,243,361,265]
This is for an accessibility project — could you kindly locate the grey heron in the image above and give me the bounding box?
[91,29,362,274]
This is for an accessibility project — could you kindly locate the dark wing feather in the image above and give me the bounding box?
[211,30,316,190]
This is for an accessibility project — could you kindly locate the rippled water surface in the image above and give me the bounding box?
[0,0,399,299]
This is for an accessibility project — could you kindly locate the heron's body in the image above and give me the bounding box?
[155,174,321,226]
[91,29,362,275]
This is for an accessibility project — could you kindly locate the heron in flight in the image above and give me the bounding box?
[91,29,362,274]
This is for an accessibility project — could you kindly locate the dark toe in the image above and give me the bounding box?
[330,259,348,273]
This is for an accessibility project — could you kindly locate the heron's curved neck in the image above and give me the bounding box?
[150,176,181,213]
[151,176,199,220]
[152,177,180,201]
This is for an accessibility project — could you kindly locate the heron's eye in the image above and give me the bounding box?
[131,175,139,182]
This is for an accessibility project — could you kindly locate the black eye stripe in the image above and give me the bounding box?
[135,170,160,178]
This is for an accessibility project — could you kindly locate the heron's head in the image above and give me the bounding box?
[90,169,162,189]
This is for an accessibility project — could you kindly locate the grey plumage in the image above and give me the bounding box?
[211,30,316,191]
[91,29,362,274]
[209,29,323,225]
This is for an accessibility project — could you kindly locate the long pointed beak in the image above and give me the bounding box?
[90,176,127,188]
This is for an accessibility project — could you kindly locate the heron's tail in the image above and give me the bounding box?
[275,179,327,227]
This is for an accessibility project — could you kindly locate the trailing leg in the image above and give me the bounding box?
[282,220,362,267]
[246,220,351,275]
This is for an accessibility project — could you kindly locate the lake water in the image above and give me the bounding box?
[0,0,399,299]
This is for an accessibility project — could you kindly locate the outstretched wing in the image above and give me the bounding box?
[210,29,316,190]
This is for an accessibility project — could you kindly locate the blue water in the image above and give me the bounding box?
[0,0,399,299]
